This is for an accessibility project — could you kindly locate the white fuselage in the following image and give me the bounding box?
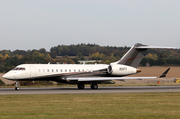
[3,64,138,81]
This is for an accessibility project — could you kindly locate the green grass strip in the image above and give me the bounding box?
[0,93,180,119]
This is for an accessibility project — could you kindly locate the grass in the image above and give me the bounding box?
[0,93,180,119]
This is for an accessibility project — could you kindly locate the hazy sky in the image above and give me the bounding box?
[0,0,180,51]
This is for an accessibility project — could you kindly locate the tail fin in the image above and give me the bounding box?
[117,43,147,68]
[116,43,175,68]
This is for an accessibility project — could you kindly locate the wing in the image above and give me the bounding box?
[66,68,170,82]
[67,76,157,82]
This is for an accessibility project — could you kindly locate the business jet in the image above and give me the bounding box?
[3,43,175,90]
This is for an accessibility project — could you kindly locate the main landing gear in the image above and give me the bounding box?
[90,83,98,89]
[77,83,85,89]
[15,81,20,90]
[77,83,98,89]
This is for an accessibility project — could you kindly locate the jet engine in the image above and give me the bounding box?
[107,64,138,76]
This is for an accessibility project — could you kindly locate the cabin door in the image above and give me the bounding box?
[30,66,36,79]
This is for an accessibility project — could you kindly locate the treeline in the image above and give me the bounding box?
[0,49,54,72]
[50,43,128,58]
[0,43,180,72]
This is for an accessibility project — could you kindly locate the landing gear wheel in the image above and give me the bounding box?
[91,83,98,89]
[15,87,20,90]
[93,84,98,89]
[77,84,85,89]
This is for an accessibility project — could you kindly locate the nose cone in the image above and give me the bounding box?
[3,72,14,80]
[3,73,9,79]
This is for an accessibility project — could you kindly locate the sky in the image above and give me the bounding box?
[0,0,180,51]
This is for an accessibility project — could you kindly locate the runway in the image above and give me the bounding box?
[0,86,180,95]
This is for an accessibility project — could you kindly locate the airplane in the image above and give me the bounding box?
[3,43,175,90]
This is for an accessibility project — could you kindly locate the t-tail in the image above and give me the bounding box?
[115,43,175,68]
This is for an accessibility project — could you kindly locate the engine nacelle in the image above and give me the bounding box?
[107,64,137,76]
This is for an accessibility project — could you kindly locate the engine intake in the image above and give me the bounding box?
[107,65,113,74]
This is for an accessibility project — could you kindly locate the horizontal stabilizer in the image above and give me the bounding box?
[135,46,176,49]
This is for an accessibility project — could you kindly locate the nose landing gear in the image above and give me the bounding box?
[15,81,20,90]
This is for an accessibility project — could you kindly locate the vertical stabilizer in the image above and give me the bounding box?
[117,43,148,68]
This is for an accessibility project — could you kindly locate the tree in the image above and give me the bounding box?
[2,54,9,62]
[155,58,166,66]
[77,53,84,60]
[0,54,3,62]
[18,55,23,59]
[32,51,46,63]
[90,52,105,60]
[67,59,75,64]
[104,60,110,64]
[50,51,57,58]
[39,48,47,55]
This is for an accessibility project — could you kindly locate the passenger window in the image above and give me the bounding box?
[47,69,49,72]
[69,69,71,72]
[52,69,54,72]
[65,69,67,72]
[56,69,58,72]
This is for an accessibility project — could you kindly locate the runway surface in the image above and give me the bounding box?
[0,86,180,95]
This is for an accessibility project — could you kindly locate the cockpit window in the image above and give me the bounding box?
[19,68,25,70]
[13,68,19,70]
[13,67,26,70]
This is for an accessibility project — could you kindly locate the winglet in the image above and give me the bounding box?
[159,68,170,78]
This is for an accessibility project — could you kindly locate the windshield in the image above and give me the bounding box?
[13,67,26,70]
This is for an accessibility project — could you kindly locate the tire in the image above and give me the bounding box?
[91,83,98,89]
[15,87,20,90]
[93,84,98,89]
[78,84,84,89]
